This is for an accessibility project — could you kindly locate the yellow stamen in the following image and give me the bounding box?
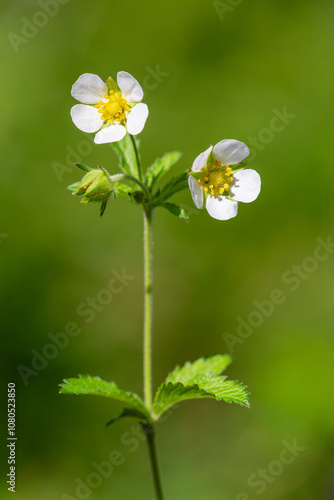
[199,158,235,199]
[95,90,129,124]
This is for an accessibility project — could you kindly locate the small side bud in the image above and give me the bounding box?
[73,168,115,205]
[131,190,145,204]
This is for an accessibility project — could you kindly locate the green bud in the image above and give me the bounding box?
[131,190,145,204]
[73,168,114,204]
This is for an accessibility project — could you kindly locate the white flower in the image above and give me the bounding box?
[188,139,261,220]
[70,72,149,144]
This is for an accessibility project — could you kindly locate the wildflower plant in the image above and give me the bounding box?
[60,70,261,499]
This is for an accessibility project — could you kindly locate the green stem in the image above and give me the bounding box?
[130,134,142,181]
[143,209,164,499]
[145,427,164,500]
[109,173,150,200]
[143,208,153,411]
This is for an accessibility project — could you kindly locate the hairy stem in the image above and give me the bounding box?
[145,426,164,500]
[143,208,164,498]
[143,208,153,410]
[109,173,150,200]
[130,134,142,180]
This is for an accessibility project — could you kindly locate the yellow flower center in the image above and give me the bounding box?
[198,159,233,197]
[95,91,130,124]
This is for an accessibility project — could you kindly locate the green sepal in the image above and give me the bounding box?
[189,171,201,180]
[145,151,182,190]
[59,375,151,420]
[106,76,121,93]
[100,200,108,217]
[74,162,92,172]
[231,161,247,173]
[162,203,189,219]
[113,135,140,178]
[75,170,103,195]
[206,148,214,167]
[67,181,82,193]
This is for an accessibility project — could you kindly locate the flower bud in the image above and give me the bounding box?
[74,168,114,204]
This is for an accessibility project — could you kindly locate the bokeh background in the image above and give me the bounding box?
[1,0,334,498]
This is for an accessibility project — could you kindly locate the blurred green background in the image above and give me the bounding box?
[1,0,334,498]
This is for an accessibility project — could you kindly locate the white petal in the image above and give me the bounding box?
[94,124,126,144]
[213,140,250,166]
[230,169,261,203]
[117,71,143,102]
[206,196,238,221]
[126,103,149,135]
[188,176,204,209]
[70,104,102,133]
[192,146,212,172]
[71,73,108,104]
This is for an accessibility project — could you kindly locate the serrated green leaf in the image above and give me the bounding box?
[162,203,189,219]
[153,355,249,419]
[166,355,232,385]
[145,151,182,190]
[112,135,140,178]
[153,382,211,417]
[195,375,249,406]
[59,375,150,419]
[153,170,189,204]
[153,376,249,419]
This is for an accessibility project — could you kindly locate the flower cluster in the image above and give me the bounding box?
[70,71,261,220]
